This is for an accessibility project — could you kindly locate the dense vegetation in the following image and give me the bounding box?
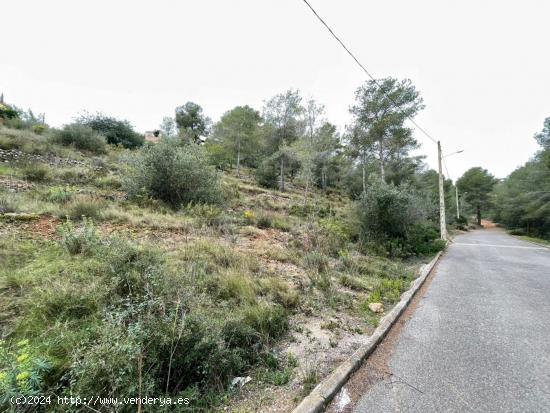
[0,81,449,411]
[491,117,550,239]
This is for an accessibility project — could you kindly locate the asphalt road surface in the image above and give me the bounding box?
[353,229,550,413]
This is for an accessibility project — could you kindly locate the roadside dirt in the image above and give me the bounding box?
[481,219,497,228]
[325,261,441,413]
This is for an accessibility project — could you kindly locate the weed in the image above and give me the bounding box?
[301,367,319,396]
[0,339,51,403]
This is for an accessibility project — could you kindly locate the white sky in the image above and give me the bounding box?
[1,0,549,179]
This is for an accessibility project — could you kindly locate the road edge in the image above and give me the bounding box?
[291,250,444,413]
[511,235,550,249]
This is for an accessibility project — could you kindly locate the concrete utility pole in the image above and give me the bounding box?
[438,141,447,240]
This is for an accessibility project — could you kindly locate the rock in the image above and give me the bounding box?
[368,302,384,313]
[230,376,252,388]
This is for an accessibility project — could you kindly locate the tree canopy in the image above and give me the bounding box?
[175,102,211,144]
[457,167,497,225]
[348,78,424,191]
[209,105,262,175]
[77,113,144,148]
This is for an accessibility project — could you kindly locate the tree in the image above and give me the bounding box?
[457,167,497,225]
[210,105,262,176]
[313,122,341,191]
[534,117,550,149]
[292,99,327,201]
[348,78,424,191]
[77,113,144,148]
[262,90,304,191]
[492,117,550,238]
[159,116,177,139]
[175,102,211,144]
[0,102,18,120]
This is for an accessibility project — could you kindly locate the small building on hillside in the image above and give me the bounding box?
[145,130,160,143]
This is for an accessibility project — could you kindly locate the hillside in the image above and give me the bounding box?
[0,126,439,412]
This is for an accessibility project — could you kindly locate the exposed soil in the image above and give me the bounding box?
[325,261,441,413]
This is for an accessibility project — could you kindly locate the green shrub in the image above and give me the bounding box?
[55,167,91,185]
[124,141,222,208]
[186,203,226,227]
[253,211,291,232]
[210,272,257,304]
[339,274,369,291]
[65,198,103,220]
[32,124,46,135]
[406,223,447,255]
[302,251,329,273]
[256,212,273,229]
[257,277,300,309]
[22,163,50,182]
[319,217,351,255]
[53,124,107,154]
[256,158,279,189]
[0,103,18,120]
[248,305,286,340]
[357,183,441,257]
[94,174,122,189]
[44,186,74,203]
[366,279,407,305]
[0,193,18,213]
[58,217,99,255]
[77,113,144,148]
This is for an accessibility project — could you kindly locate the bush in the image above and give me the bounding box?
[124,141,222,208]
[94,174,122,189]
[256,158,279,189]
[0,193,18,213]
[44,186,74,203]
[53,124,107,154]
[58,217,99,255]
[53,123,106,153]
[406,223,447,255]
[210,271,257,304]
[257,277,299,309]
[186,203,226,227]
[32,124,46,135]
[77,113,144,148]
[302,251,329,273]
[22,163,50,182]
[357,183,442,257]
[339,274,369,291]
[65,198,103,220]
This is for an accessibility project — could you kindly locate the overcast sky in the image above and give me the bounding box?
[1,0,549,178]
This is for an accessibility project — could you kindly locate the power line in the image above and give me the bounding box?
[299,0,439,145]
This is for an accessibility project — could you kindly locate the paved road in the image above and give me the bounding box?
[354,229,550,413]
